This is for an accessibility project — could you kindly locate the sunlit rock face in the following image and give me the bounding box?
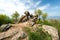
[0,21,59,40]
[32,24,59,40]
[42,25,59,40]
[0,22,29,40]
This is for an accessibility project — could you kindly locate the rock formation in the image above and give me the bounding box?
[17,11,34,23]
[42,25,59,40]
[0,11,59,40]
[0,24,12,32]
[0,21,59,40]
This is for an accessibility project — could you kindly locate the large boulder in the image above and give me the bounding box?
[0,24,27,40]
[0,22,59,40]
[0,24,12,32]
[32,24,59,40]
[42,25,59,40]
[0,22,30,40]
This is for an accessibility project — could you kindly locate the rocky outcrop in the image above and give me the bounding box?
[33,24,59,40]
[0,24,27,40]
[0,24,12,32]
[42,25,59,40]
[0,22,59,40]
[0,11,59,40]
[0,21,32,40]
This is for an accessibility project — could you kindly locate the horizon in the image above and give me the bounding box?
[0,0,60,17]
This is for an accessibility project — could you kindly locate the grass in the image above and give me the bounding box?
[24,27,52,40]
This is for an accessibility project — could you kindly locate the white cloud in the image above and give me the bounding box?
[34,1,41,8]
[0,0,27,16]
[37,4,50,10]
[0,0,50,16]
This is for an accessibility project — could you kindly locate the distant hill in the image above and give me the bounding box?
[47,16,60,20]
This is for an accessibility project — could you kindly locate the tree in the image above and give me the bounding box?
[12,11,20,23]
[0,14,12,25]
[35,9,42,17]
[42,13,48,21]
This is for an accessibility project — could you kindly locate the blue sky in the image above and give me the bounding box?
[0,0,60,16]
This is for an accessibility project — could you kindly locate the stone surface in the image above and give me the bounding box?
[42,25,59,40]
[0,24,12,32]
[0,22,59,40]
[0,21,30,40]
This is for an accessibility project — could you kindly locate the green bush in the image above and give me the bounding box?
[24,27,52,40]
[0,14,13,25]
[28,30,52,40]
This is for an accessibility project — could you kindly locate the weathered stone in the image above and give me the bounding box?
[17,11,39,25]
[11,31,27,40]
[0,22,30,40]
[0,20,59,40]
[0,28,19,40]
[32,24,59,40]
[0,24,12,32]
[42,25,59,40]
[18,15,26,23]
[17,11,31,23]
[24,11,30,16]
